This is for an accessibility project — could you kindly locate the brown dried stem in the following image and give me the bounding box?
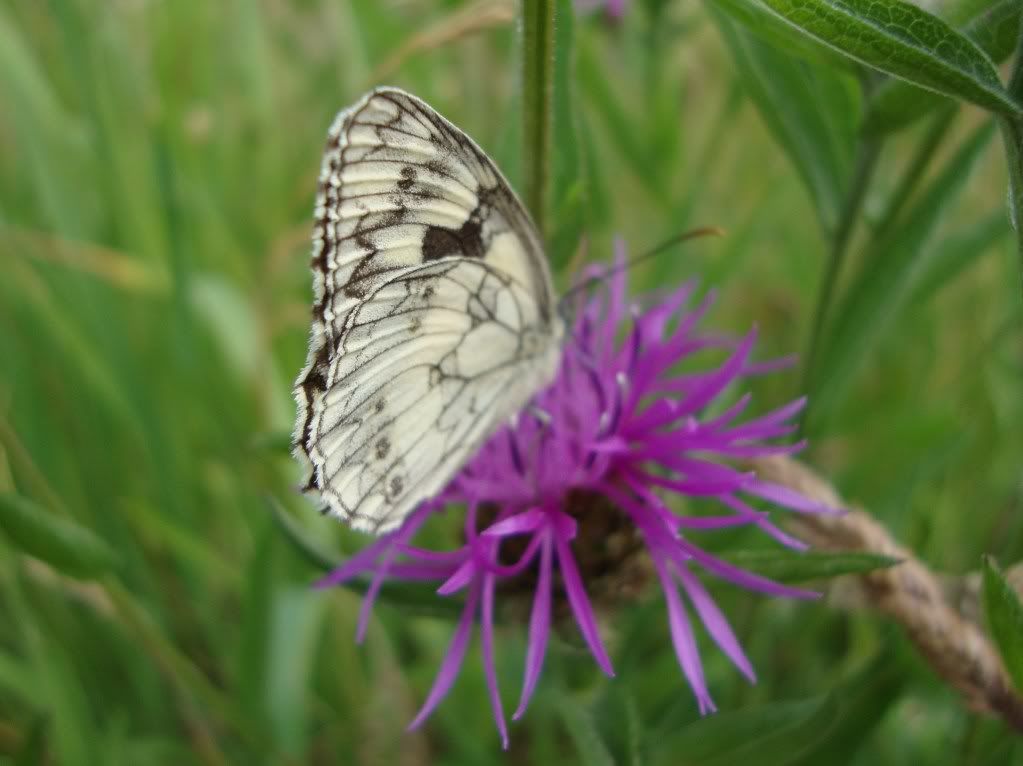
[751,455,1023,733]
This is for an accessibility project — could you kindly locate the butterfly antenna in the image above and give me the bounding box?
[556,225,725,327]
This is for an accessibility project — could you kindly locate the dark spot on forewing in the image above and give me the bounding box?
[422,217,484,261]
[388,475,404,498]
[398,166,416,191]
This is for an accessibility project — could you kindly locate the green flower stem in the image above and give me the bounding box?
[801,137,882,423]
[522,0,556,241]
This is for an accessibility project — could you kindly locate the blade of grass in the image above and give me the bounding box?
[711,9,858,233]
[808,122,995,430]
[801,136,882,417]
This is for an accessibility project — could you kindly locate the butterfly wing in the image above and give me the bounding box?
[294,87,563,534]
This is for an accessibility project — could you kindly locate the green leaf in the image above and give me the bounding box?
[710,0,857,71]
[865,0,1022,134]
[0,494,119,580]
[756,0,1021,117]
[578,39,667,201]
[649,695,838,766]
[595,686,646,766]
[266,587,327,755]
[236,519,276,730]
[559,695,617,766]
[789,650,905,764]
[14,715,48,766]
[910,211,1010,302]
[266,495,342,572]
[711,9,859,233]
[808,122,995,429]
[982,556,1023,692]
[723,549,899,583]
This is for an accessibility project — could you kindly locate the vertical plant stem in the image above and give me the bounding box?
[871,105,956,247]
[800,138,881,421]
[1002,22,1023,280]
[1000,117,1023,275]
[521,0,556,241]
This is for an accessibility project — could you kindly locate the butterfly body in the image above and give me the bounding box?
[294,88,562,534]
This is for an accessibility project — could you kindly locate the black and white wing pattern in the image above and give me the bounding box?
[293,87,564,534]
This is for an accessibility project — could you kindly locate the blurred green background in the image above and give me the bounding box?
[1,0,1021,763]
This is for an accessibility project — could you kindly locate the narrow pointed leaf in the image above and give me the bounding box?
[910,211,1010,302]
[790,650,905,764]
[982,556,1023,692]
[0,494,119,579]
[724,549,899,583]
[649,695,838,766]
[711,9,858,233]
[808,123,994,427]
[756,0,1021,117]
[559,695,616,766]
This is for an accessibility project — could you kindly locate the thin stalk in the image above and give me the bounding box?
[521,0,556,241]
[1003,20,1023,280]
[1000,116,1023,278]
[871,105,956,247]
[800,138,882,414]
[1009,13,1023,101]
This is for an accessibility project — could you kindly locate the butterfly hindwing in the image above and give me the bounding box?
[294,87,563,533]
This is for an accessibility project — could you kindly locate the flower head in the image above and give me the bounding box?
[318,240,838,747]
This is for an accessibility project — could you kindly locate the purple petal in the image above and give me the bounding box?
[313,533,397,589]
[675,564,755,682]
[385,562,462,580]
[673,513,770,530]
[609,483,818,600]
[555,523,615,676]
[480,571,509,748]
[728,397,806,434]
[652,553,716,714]
[356,545,399,643]
[408,584,481,732]
[702,393,753,430]
[673,331,756,416]
[515,530,554,720]
[717,495,809,551]
[488,532,544,577]
[672,538,819,600]
[710,440,807,458]
[483,507,546,537]
[437,559,477,595]
[744,479,845,516]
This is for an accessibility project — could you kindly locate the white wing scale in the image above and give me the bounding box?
[294,88,563,534]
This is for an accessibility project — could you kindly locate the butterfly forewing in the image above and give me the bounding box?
[294,88,563,533]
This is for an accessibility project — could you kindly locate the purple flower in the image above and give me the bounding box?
[317,240,838,747]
